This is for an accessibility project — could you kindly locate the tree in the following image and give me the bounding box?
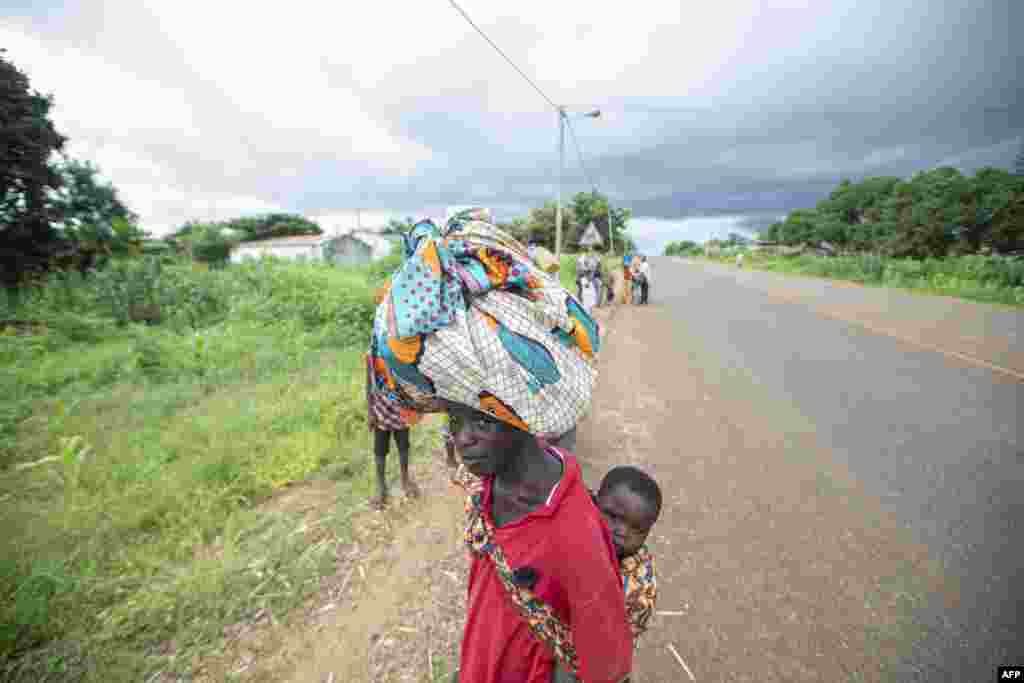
[569,190,631,252]
[1015,140,1024,177]
[664,240,699,256]
[383,217,415,235]
[50,158,145,271]
[172,213,321,242]
[523,200,577,252]
[0,49,68,302]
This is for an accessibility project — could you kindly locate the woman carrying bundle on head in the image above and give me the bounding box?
[370,209,632,683]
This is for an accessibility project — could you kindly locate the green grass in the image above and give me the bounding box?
[559,255,577,291]
[0,254,448,682]
[430,653,453,682]
[704,252,1024,307]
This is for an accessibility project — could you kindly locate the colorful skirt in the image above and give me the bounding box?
[368,389,418,432]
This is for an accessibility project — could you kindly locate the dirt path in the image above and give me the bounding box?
[188,289,949,682]
[187,444,469,683]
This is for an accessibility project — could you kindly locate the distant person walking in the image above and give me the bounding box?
[636,256,651,304]
[576,248,601,311]
[622,252,634,304]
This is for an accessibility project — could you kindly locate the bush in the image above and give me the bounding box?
[702,251,1024,306]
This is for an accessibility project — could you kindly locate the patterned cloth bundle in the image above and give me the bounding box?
[369,209,600,437]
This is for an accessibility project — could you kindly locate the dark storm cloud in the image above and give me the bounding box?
[368,0,1024,216]
[3,0,1021,230]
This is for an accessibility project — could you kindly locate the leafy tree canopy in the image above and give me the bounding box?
[512,191,634,253]
[759,167,1024,258]
[1,49,67,296]
[52,158,146,258]
[172,213,322,244]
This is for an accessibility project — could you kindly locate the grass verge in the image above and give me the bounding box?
[0,255,446,682]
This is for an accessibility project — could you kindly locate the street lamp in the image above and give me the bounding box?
[555,107,601,261]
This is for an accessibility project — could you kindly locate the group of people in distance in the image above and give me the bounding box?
[366,209,662,682]
[622,252,651,305]
[573,247,653,312]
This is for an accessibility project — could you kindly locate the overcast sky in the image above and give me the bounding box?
[3,0,1022,237]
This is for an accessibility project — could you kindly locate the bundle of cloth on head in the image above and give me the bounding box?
[368,208,600,438]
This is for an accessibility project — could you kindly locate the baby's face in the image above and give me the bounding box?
[596,483,657,559]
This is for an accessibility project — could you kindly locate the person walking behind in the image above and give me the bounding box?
[622,252,634,304]
[636,256,651,305]
[576,249,589,303]
[439,414,459,468]
[365,344,421,509]
[592,255,606,308]
[575,249,592,295]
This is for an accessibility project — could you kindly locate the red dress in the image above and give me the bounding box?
[459,452,633,683]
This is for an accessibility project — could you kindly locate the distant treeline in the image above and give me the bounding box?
[760,167,1024,258]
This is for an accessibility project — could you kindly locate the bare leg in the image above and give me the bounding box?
[440,416,458,467]
[371,428,390,509]
[395,429,420,498]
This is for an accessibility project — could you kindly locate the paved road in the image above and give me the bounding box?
[577,258,1022,681]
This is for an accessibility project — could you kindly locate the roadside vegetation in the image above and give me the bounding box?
[665,167,1024,306]
[0,252,449,682]
[709,251,1024,306]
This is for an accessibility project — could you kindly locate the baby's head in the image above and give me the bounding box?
[596,466,662,559]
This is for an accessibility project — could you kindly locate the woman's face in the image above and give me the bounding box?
[447,402,529,477]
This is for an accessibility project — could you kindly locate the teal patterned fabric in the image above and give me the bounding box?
[369,210,600,436]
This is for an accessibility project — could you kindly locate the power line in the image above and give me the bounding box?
[565,116,596,191]
[445,0,559,111]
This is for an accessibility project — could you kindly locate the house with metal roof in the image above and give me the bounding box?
[229,230,397,266]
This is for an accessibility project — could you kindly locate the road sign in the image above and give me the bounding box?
[579,222,603,247]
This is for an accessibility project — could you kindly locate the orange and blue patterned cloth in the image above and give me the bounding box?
[621,545,657,646]
[370,209,600,437]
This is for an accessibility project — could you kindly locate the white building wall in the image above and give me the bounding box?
[230,242,326,263]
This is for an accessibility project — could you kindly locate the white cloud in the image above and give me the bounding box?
[1,8,433,233]
[861,147,907,168]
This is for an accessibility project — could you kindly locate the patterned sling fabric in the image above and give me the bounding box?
[463,485,581,675]
[457,472,659,653]
[621,545,657,646]
[369,210,599,437]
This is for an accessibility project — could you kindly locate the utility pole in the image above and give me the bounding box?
[555,106,565,261]
[554,107,600,261]
[608,204,615,256]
